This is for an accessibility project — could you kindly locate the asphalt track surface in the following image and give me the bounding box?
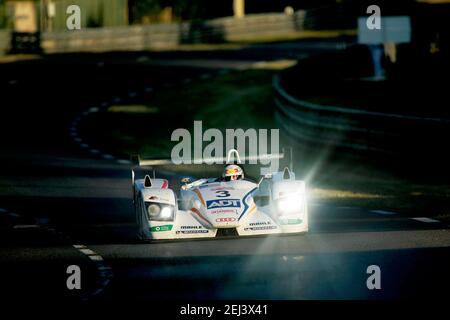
[1,40,450,305]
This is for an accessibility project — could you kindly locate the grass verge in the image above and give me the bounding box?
[81,69,277,158]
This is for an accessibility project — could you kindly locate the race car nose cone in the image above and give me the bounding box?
[211,216,240,229]
[211,216,240,228]
[204,206,241,228]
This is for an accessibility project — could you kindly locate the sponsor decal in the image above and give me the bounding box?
[181,226,202,229]
[249,221,271,226]
[210,209,236,214]
[206,199,241,209]
[151,225,173,232]
[215,190,231,198]
[279,218,302,225]
[176,230,209,234]
[244,226,277,231]
[211,187,234,191]
[216,217,236,222]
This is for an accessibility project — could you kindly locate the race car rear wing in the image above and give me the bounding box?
[131,148,293,187]
[132,148,292,168]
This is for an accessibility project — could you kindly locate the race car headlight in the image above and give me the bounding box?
[146,203,175,221]
[160,206,173,219]
[148,204,161,218]
[276,196,303,214]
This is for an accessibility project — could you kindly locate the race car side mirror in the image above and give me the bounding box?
[257,177,264,187]
[256,172,275,188]
[263,173,273,179]
[258,174,271,187]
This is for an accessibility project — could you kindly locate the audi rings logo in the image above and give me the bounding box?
[216,217,236,222]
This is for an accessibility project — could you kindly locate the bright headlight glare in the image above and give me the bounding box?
[277,196,302,213]
[160,206,173,219]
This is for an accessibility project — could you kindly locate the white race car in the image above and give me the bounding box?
[132,151,308,240]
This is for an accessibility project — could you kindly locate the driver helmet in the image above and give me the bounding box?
[223,164,244,181]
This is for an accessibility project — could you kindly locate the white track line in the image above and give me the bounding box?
[79,248,97,256]
[412,217,440,223]
[72,244,113,299]
[88,255,104,262]
[102,154,115,160]
[371,210,398,215]
[68,80,174,163]
[69,105,115,161]
[13,224,39,229]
